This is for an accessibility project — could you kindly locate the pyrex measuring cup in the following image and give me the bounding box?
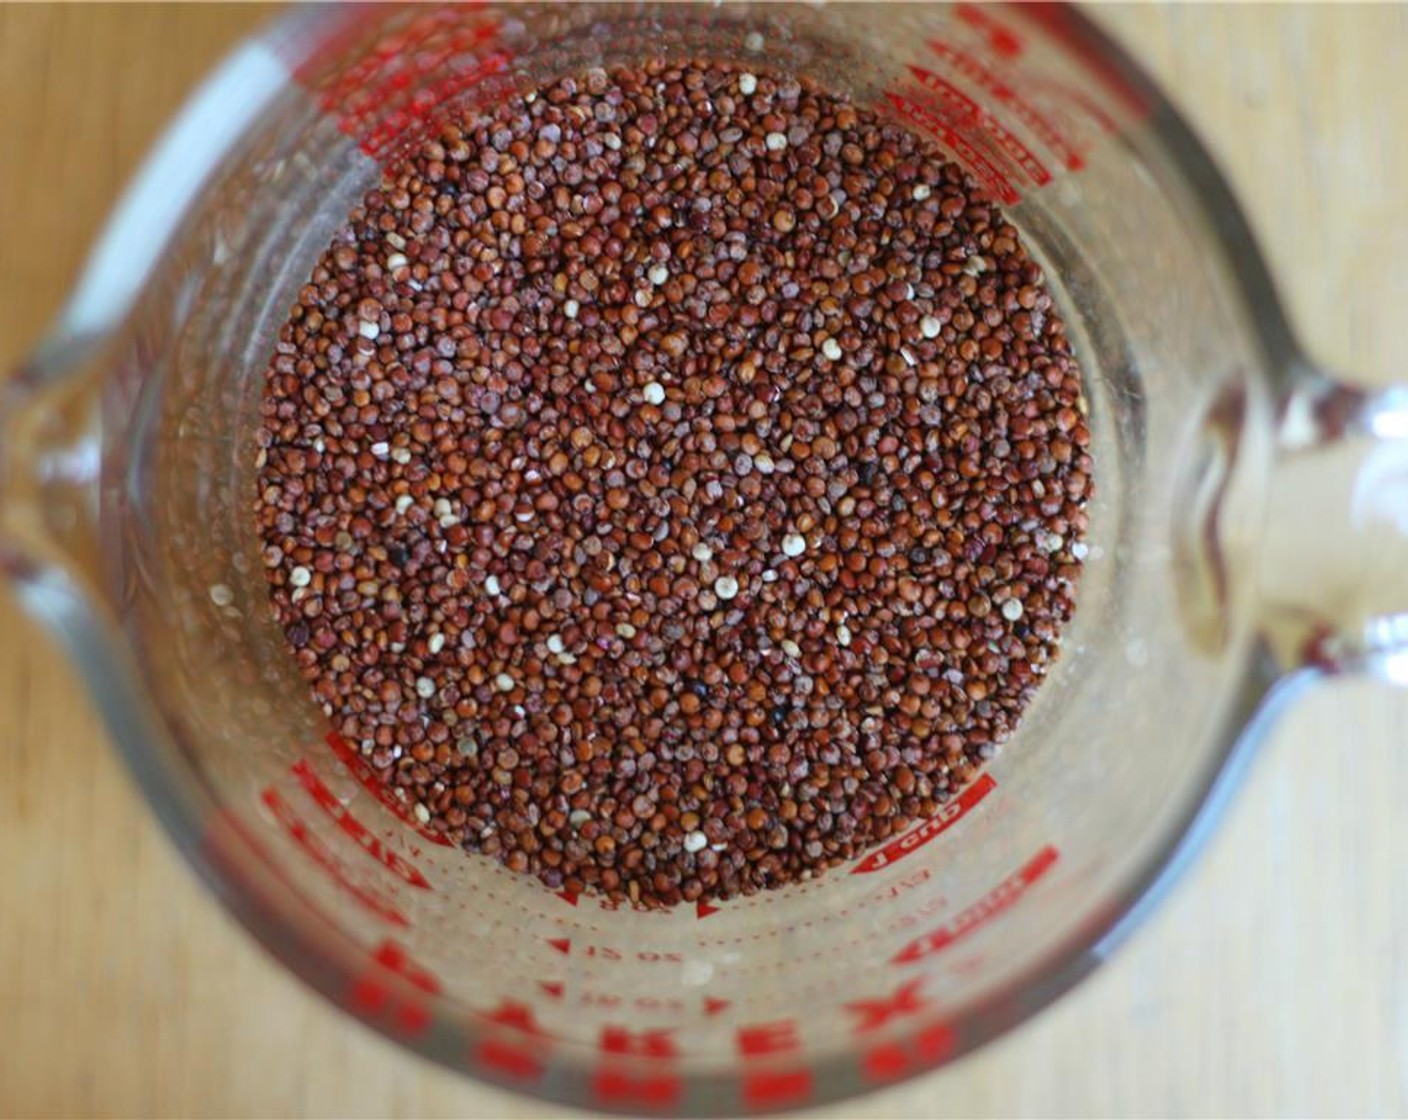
[3,2,1406,1114]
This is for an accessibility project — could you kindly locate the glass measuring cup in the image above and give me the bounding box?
[4,3,1406,1113]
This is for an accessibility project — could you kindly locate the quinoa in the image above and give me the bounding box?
[256,59,1092,908]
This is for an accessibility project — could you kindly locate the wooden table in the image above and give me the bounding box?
[3,5,1407,1115]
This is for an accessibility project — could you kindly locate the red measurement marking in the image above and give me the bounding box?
[593,1068,682,1109]
[350,939,440,1036]
[580,991,690,1015]
[696,899,722,919]
[853,774,996,874]
[539,980,564,999]
[260,786,409,927]
[885,92,1020,205]
[482,998,542,1034]
[926,38,1086,171]
[955,2,1024,58]
[555,889,579,906]
[861,1021,957,1083]
[575,944,683,964]
[743,1069,814,1110]
[892,845,1059,965]
[474,998,547,1080]
[738,1019,800,1058]
[291,760,432,889]
[547,937,572,956]
[880,867,937,908]
[297,7,510,160]
[324,731,451,846]
[704,997,732,1018]
[601,1026,679,1058]
[845,978,930,1033]
[357,50,511,159]
[907,67,1051,185]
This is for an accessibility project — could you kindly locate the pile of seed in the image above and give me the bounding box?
[256,59,1092,908]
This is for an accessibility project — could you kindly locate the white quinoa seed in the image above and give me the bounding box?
[781,533,807,558]
[208,584,233,607]
[634,288,652,308]
[371,441,390,458]
[616,622,638,639]
[643,381,666,405]
[1002,599,1024,622]
[391,447,412,464]
[358,318,379,339]
[428,632,446,654]
[485,574,502,596]
[395,494,414,514]
[413,803,431,825]
[415,676,436,698]
[820,337,842,361]
[386,252,408,271]
[433,497,451,518]
[837,623,853,647]
[714,575,740,600]
[494,673,515,692]
[569,809,593,827]
[602,132,621,151]
[781,639,802,658]
[683,830,708,853]
[765,131,787,152]
[647,263,670,286]
[1072,541,1090,560]
[547,634,565,654]
[913,183,932,201]
[754,453,775,474]
[289,566,311,588]
[921,316,942,339]
[691,542,713,562]
[745,30,764,51]
[738,73,757,95]
[565,298,580,319]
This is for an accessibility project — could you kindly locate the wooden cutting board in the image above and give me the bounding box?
[2,5,1406,1115]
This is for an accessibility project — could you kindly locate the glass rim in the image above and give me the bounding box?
[23,3,1308,1113]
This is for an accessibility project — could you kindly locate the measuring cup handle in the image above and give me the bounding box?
[1259,361,1408,674]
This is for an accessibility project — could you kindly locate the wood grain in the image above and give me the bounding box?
[2,5,1407,1116]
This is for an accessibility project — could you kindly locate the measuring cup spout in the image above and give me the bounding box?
[0,332,107,594]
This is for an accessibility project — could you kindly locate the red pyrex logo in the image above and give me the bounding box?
[852,774,996,874]
[891,845,1059,964]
